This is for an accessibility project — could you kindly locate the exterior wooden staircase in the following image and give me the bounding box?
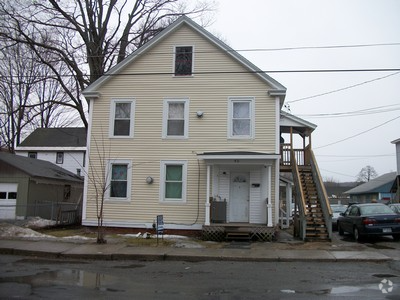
[287,147,332,241]
[300,168,329,241]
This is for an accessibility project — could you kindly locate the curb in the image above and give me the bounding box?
[0,247,393,263]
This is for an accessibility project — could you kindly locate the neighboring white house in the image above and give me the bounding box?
[15,128,87,176]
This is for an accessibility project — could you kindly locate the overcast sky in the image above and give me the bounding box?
[208,0,400,182]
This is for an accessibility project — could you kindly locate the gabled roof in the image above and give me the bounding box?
[280,111,317,136]
[345,172,397,195]
[18,128,87,148]
[0,152,83,184]
[83,15,286,101]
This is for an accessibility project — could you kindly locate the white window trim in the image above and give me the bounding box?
[172,45,195,77]
[227,97,255,139]
[159,160,188,203]
[162,98,189,139]
[109,99,135,138]
[105,159,132,202]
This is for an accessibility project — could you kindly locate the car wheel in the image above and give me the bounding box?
[393,234,400,241]
[353,227,362,242]
[338,223,344,236]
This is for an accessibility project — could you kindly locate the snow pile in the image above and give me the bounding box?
[118,233,204,248]
[20,217,57,228]
[0,222,55,239]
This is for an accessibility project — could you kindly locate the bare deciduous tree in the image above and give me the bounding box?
[0,39,79,151]
[0,0,215,127]
[357,165,378,182]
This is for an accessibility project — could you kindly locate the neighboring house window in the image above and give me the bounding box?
[163,99,189,138]
[160,161,187,202]
[56,152,64,164]
[28,152,37,159]
[110,99,135,137]
[0,192,6,199]
[174,46,193,76]
[228,97,255,139]
[64,185,71,201]
[107,160,132,200]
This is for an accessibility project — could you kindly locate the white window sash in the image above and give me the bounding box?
[162,99,189,139]
[109,99,135,138]
[228,97,255,139]
[105,159,132,201]
[160,160,187,203]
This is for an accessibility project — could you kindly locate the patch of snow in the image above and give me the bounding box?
[0,223,55,239]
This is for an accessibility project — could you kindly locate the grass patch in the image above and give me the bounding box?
[37,226,96,238]
[123,237,175,247]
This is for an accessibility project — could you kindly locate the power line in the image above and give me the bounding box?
[82,42,400,58]
[286,71,400,104]
[319,168,357,179]
[314,115,400,149]
[317,154,395,158]
[297,103,400,118]
[1,68,400,80]
[235,43,400,53]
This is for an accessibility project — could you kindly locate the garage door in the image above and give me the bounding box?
[0,183,18,219]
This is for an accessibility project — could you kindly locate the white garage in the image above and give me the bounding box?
[0,183,18,219]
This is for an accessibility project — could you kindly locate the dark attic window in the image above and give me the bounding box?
[174,46,193,76]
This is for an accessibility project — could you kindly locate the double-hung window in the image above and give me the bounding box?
[163,99,189,138]
[228,97,255,139]
[110,99,135,137]
[160,161,187,202]
[56,152,64,164]
[174,46,193,76]
[107,160,132,200]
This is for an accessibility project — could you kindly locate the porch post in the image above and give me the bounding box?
[286,181,292,225]
[267,165,273,226]
[205,165,211,226]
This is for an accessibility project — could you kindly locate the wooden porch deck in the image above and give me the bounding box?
[202,223,277,242]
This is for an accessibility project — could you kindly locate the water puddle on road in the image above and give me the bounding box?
[0,269,124,292]
[281,284,380,295]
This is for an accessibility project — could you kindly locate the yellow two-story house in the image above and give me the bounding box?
[82,16,331,241]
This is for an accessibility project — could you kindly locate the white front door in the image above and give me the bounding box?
[229,172,249,222]
[0,183,18,219]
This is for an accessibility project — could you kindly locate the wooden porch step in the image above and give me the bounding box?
[306,232,329,239]
[225,232,251,241]
[306,226,327,232]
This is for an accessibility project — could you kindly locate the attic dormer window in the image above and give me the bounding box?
[174,46,193,76]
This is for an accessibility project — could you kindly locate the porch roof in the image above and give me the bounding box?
[280,111,316,137]
[197,151,280,161]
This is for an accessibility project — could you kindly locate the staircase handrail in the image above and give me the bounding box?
[309,149,332,239]
[291,149,307,240]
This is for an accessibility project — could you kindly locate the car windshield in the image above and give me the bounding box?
[359,205,394,215]
[331,206,346,213]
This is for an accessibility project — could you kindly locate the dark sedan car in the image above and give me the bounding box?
[337,203,400,241]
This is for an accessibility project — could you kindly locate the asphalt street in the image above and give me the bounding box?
[0,255,399,299]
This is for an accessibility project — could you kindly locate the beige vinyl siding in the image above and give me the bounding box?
[86,24,278,226]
